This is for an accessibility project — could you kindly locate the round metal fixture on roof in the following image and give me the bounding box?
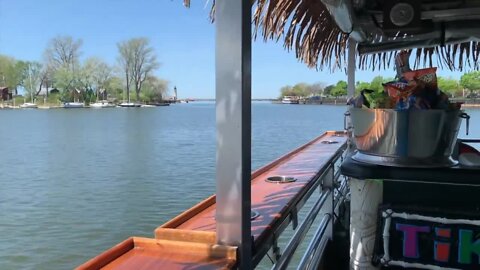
[265,176,297,183]
[390,3,415,27]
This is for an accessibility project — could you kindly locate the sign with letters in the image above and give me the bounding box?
[374,206,480,270]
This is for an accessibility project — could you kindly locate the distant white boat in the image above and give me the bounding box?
[20,102,38,109]
[118,102,141,108]
[90,101,116,108]
[63,102,85,108]
[141,104,155,108]
[282,96,300,104]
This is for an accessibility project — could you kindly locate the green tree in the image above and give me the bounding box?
[460,71,480,97]
[82,88,96,104]
[23,61,43,102]
[355,81,371,94]
[141,76,169,103]
[292,82,309,97]
[77,57,112,100]
[46,92,61,105]
[117,38,159,101]
[91,60,111,94]
[105,76,124,101]
[279,82,326,98]
[53,67,76,93]
[324,85,335,96]
[44,36,82,71]
[280,85,294,97]
[306,82,325,96]
[0,55,27,93]
[331,80,347,97]
[438,76,460,97]
[36,66,54,97]
[44,36,83,98]
[369,76,385,92]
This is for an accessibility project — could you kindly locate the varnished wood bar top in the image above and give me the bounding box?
[77,131,347,270]
[162,131,347,246]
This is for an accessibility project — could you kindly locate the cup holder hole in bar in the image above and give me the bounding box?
[265,176,297,183]
[321,140,339,144]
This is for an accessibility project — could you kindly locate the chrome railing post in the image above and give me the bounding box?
[272,191,331,270]
[297,179,349,270]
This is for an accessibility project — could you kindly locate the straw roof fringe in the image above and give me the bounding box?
[358,42,480,72]
[184,0,480,71]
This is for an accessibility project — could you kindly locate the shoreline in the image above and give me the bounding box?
[2,100,480,109]
[461,104,480,108]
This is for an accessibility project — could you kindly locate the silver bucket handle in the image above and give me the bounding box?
[344,111,351,131]
[460,112,471,136]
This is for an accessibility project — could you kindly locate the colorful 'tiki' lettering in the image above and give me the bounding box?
[396,223,430,258]
[458,229,480,264]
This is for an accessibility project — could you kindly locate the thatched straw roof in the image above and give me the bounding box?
[184,0,480,71]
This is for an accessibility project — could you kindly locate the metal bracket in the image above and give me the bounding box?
[271,236,281,262]
[321,166,334,191]
[291,209,298,230]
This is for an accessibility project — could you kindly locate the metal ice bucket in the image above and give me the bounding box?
[349,108,467,167]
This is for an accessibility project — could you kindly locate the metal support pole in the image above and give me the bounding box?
[346,39,356,151]
[215,1,252,269]
[347,39,356,99]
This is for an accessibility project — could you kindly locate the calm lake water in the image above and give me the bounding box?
[0,102,479,269]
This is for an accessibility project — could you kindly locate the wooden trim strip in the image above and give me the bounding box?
[155,228,216,244]
[76,238,134,270]
[160,195,216,229]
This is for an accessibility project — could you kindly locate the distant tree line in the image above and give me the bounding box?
[279,72,480,99]
[0,35,169,104]
[279,82,325,98]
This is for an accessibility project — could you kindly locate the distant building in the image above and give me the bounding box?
[70,88,84,102]
[0,87,12,101]
[98,89,108,100]
[37,87,60,96]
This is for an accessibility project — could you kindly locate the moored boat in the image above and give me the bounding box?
[118,102,141,108]
[63,102,84,108]
[20,102,38,109]
[90,101,116,108]
[148,102,170,106]
[281,96,299,104]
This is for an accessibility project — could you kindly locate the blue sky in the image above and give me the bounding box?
[0,0,465,98]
